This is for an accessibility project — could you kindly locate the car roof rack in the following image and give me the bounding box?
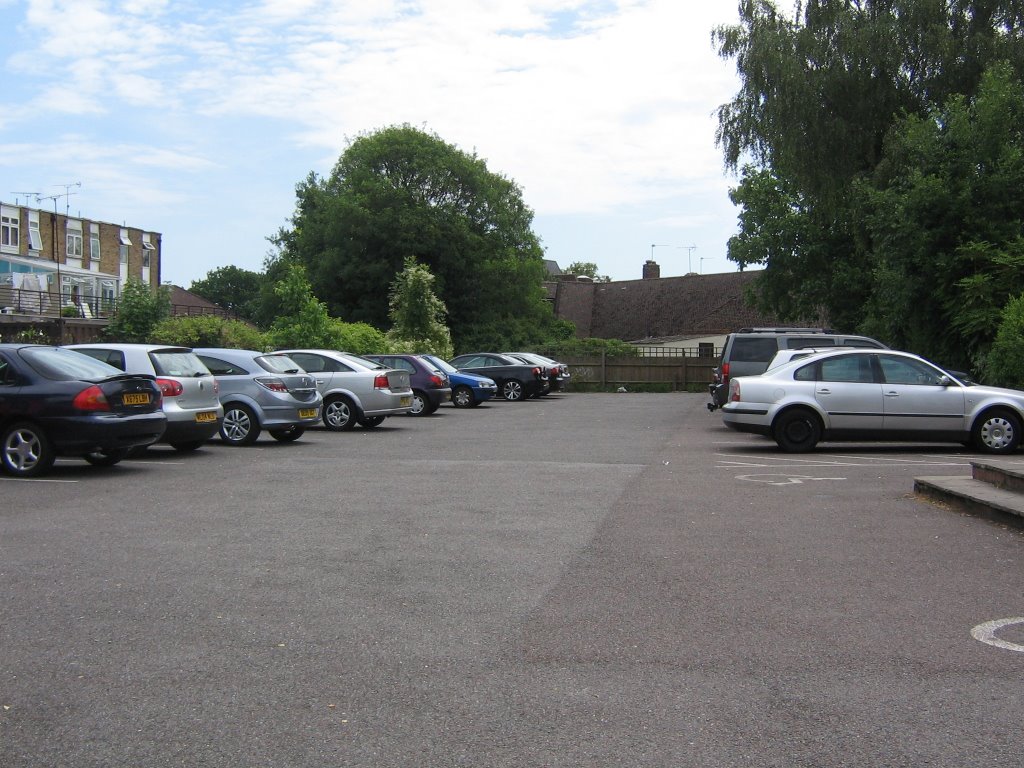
[737,327,837,334]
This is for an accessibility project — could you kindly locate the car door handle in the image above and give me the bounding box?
[884,391,900,397]
[816,388,831,395]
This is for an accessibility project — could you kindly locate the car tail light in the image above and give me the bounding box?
[532,366,541,377]
[73,385,111,412]
[428,374,444,388]
[212,380,220,394]
[255,376,289,393]
[722,362,730,378]
[156,378,184,397]
[729,380,741,402]
[373,374,389,389]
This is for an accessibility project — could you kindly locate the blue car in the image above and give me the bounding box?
[422,355,497,408]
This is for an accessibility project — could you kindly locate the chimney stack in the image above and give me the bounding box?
[643,260,660,280]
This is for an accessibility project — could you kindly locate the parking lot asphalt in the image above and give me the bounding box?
[2,392,1022,767]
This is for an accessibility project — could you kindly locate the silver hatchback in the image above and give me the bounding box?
[193,348,322,446]
[276,349,413,430]
[65,343,222,451]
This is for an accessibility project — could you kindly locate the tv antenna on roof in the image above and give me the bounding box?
[52,181,81,216]
[10,191,41,206]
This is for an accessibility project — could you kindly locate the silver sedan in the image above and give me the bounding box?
[721,348,1024,453]
[276,349,413,431]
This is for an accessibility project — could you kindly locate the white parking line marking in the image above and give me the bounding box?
[736,473,846,486]
[717,454,970,470]
[971,618,1024,653]
[0,477,78,483]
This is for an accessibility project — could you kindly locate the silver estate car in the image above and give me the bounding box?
[721,348,1024,454]
[193,348,322,446]
[66,343,222,451]
[276,349,413,431]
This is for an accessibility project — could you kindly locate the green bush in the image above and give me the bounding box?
[150,315,269,350]
[983,294,1024,388]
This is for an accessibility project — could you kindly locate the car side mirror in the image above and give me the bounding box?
[936,375,953,387]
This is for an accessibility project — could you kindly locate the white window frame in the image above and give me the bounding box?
[141,233,155,268]
[66,219,83,259]
[28,211,42,252]
[89,223,100,271]
[1,206,20,254]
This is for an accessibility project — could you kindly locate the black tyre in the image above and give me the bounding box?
[170,440,204,452]
[323,395,357,431]
[972,409,1021,454]
[501,380,525,402]
[220,404,261,446]
[1,421,56,478]
[269,426,304,442]
[452,385,474,408]
[358,416,386,428]
[772,408,822,453]
[409,390,430,416]
[83,449,128,467]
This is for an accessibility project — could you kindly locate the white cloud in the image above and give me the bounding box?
[3,0,744,284]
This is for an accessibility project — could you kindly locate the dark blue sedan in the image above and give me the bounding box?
[0,344,166,477]
[421,355,498,408]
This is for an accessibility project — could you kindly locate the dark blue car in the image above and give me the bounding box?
[421,355,498,408]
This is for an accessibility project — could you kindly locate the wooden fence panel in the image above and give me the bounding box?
[560,353,717,390]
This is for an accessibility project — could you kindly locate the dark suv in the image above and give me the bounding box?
[708,328,886,411]
[365,354,451,416]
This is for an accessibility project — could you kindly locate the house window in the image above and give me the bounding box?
[141,233,155,268]
[1,207,19,253]
[66,219,83,258]
[28,211,42,252]
[89,223,100,263]
[119,229,131,264]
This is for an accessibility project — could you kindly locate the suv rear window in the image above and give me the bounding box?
[730,337,779,363]
[788,337,836,349]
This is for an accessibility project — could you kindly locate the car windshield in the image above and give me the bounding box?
[424,355,457,374]
[22,346,123,381]
[257,354,303,373]
[151,351,210,377]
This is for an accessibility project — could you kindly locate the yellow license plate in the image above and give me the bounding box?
[298,408,318,419]
[400,396,412,407]
[195,411,218,423]
[123,393,151,405]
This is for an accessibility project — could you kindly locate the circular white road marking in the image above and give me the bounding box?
[971,618,1024,652]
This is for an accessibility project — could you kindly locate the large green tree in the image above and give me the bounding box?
[715,0,1024,355]
[272,124,561,351]
[188,266,266,326]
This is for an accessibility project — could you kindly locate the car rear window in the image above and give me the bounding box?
[257,354,303,373]
[21,346,123,380]
[730,337,779,363]
[150,351,209,377]
[787,337,836,349]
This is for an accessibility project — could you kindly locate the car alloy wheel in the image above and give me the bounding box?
[409,391,428,416]
[1,422,55,478]
[502,380,524,401]
[221,404,261,446]
[324,396,357,431]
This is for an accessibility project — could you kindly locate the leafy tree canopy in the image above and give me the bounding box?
[565,261,611,282]
[272,123,562,352]
[715,0,1024,368]
[103,278,170,342]
[188,266,266,326]
[386,256,453,358]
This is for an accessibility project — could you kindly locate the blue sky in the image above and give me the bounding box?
[1,0,743,287]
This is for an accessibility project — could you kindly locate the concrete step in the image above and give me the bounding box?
[971,459,1024,493]
[914,474,1024,523]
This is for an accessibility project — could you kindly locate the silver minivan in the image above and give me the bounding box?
[708,328,887,411]
[66,343,222,451]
